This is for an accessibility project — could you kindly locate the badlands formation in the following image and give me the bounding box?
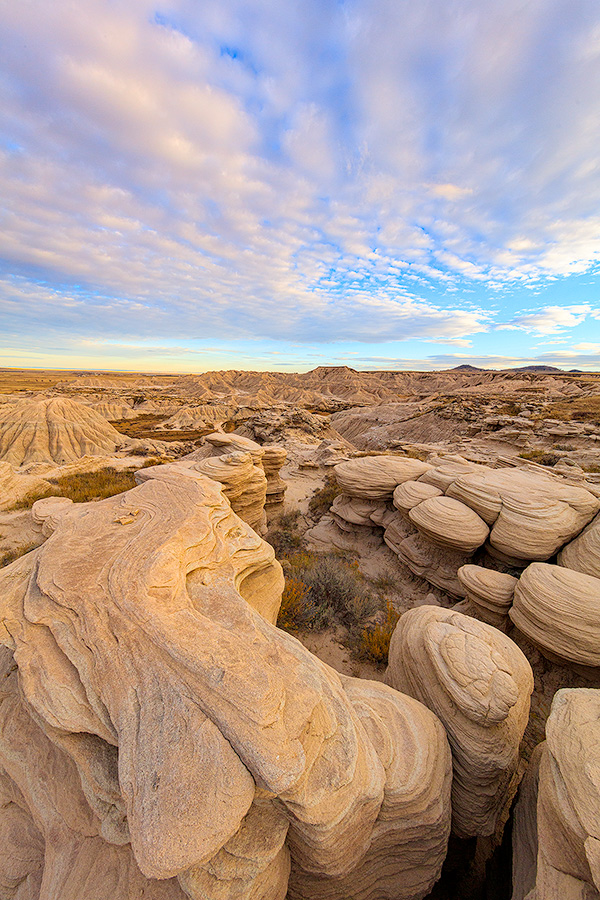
[1,365,600,899]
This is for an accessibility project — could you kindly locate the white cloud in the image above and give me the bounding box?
[498,305,593,335]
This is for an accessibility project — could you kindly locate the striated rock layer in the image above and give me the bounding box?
[386,606,533,839]
[0,469,452,900]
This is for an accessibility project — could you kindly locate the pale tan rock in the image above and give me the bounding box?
[510,563,600,666]
[558,510,600,579]
[157,404,233,432]
[0,470,452,900]
[31,496,74,537]
[386,606,533,838]
[512,743,543,900]
[457,564,518,629]
[531,689,600,900]
[0,461,51,511]
[331,494,389,527]
[205,431,265,466]
[418,459,491,492]
[408,496,489,553]
[384,525,469,598]
[261,444,287,509]
[333,456,431,500]
[392,480,442,513]
[0,397,125,467]
[446,469,599,560]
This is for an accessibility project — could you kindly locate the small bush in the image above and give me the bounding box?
[266,510,305,557]
[357,601,400,666]
[277,578,317,632]
[308,475,342,518]
[288,552,377,630]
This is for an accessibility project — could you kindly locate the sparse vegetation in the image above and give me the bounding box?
[518,449,561,467]
[357,601,400,666]
[9,468,139,510]
[498,401,522,416]
[537,397,600,426]
[110,414,213,442]
[266,509,305,556]
[0,542,40,567]
[308,475,342,518]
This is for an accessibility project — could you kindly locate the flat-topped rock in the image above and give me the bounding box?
[510,563,600,666]
[205,431,265,466]
[333,456,431,500]
[386,606,533,839]
[393,480,442,513]
[408,496,489,553]
[418,459,492,492]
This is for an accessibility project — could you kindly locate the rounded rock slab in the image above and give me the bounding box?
[408,496,489,553]
[333,457,431,500]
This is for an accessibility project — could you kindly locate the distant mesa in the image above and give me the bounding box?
[449,365,485,372]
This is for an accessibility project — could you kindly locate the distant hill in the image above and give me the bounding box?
[449,365,485,372]
[510,365,562,373]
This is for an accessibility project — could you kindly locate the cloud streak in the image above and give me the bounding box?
[1,0,600,364]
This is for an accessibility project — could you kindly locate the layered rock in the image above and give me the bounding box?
[386,607,533,838]
[510,563,600,666]
[558,510,600,579]
[408,496,489,554]
[0,470,452,900]
[418,459,491,492]
[333,457,431,500]
[384,523,469,598]
[0,461,51,511]
[261,445,287,510]
[521,689,600,900]
[0,397,125,467]
[392,480,442,513]
[457,565,518,629]
[446,469,599,560]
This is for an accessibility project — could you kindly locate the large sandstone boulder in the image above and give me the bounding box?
[386,606,533,838]
[558,510,600,579]
[392,480,442,513]
[333,456,431,500]
[408,496,489,553]
[0,470,452,900]
[0,461,51,511]
[0,397,126,467]
[446,469,599,560]
[510,563,600,666]
[518,690,600,900]
[261,445,287,510]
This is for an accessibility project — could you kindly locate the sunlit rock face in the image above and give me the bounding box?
[333,456,431,499]
[457,565,518,630]
[510,563,600,667]
[0,469,451,900]
[0,397,125,467]
[386,606,533,839]
[513,689,600,900]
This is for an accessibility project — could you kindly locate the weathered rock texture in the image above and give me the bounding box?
[0,397,125,466]
[510,563,600,667]
[558,509,600,579]
[261,444,287,509]
[516,689,600,900]
[334,457,431,499]
[409,496,489,553]
[0,469,452,900]
[0,461,51,511]
[386,606,533,838]
[457,565,518,630]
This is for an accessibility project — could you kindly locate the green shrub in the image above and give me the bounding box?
[308,475,342,518]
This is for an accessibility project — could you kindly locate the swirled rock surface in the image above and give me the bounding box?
[408,496,489,553]
[457,565,518,629]
[0,470,452,900]
[510,563,600,666]
[261,445,287,509]
[0,461,51,511]
[447,469,599,560]
[331,494,388,527]
[558,510,600,579]
[392,480,442,513]
[205,432,265,466]
[0,397,126,467]
[418,459,491,492]
[530,689,600,900]
[386,606,533,838]
[333,456,431,500]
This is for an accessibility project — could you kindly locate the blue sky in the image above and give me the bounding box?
[2,0,600,372]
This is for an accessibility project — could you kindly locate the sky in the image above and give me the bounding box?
[2,0,600,373]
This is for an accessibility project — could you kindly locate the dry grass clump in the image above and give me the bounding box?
[0,542,39,568]
[538,397,600,425]
[308,475,342,518]
[266,510,305,556]
[357,601,400,666]
[10,468,138,509]
[518,449,561,467]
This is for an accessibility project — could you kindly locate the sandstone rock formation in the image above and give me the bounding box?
[261,445,287,510]
[558,509,600,578]
[514,689,600,900]
[510,563,600,666]
[392,480,442,513]
[333,457,431,500]
[0,469,452,900]
[408,496,489,553]
[457,564,518,630]
[0,461,50,511]
[386,606,533,838]
[0,397,125,467]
